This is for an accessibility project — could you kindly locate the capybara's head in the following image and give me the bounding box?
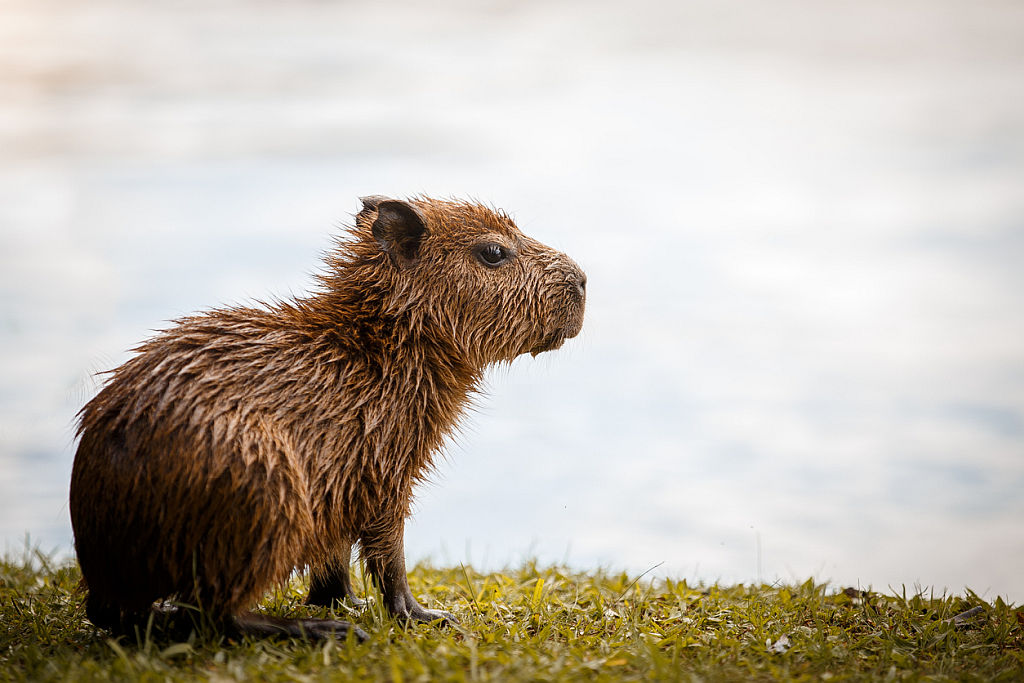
[334,196,586,365]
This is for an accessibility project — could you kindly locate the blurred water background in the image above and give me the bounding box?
[2,0,1023,601]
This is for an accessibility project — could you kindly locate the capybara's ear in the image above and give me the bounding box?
[357,195,390,227]
[359,195,390,213]
[371,199,428,268]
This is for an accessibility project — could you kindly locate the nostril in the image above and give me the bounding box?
[576,272,587,296]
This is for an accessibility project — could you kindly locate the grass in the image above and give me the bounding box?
[1,549,1021,682]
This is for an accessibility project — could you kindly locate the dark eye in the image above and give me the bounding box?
[476,243,510,267]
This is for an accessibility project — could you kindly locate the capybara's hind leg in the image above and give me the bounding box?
[85,593,122,631]
[232,612,368,642]
[85,593,159,637]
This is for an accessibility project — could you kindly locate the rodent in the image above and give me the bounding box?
[69,195,586,640]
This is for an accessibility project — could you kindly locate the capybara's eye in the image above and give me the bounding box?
[476,243,509,268]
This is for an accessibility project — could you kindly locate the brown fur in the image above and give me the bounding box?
[69,196,586,638]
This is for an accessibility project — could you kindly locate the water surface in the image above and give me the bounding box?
[2,0,1023,601]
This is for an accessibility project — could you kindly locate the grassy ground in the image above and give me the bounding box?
[1,550,1021,682]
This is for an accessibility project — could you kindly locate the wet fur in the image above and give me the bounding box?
[70,196,586,637]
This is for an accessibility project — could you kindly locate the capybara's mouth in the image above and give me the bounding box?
[530,331,566,357]
[563,308,584,340]
[530,293,585,356]
[530,322,580,357]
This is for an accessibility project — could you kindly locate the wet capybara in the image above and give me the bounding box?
[70,195,586,639]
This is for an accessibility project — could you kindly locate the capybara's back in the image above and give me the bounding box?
[71,311,319,627]
[70,196,586,639]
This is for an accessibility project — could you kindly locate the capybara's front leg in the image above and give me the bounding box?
[363,520,455,624]
[307,543,366,607]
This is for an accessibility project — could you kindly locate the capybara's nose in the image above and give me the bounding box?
[575,270,587,298]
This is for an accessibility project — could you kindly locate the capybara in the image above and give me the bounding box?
[70,195,586,640]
